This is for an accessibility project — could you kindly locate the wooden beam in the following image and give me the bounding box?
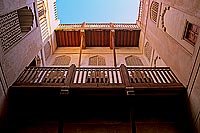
[65,64,76,86]
[109,22,114,49]
[119,64,131,87]
[78,30,85,67]
[110,30,117,67]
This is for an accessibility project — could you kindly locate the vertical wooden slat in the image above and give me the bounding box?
[154,69,164,83]
[102,30,105,47]
[137,68,146,83]
[61,31,65,47]
[141,68,150,83]
[146,69,154,83]
[90,69,93,83]
[151,69,159,83]
[110,30,113,49]
[163,69,172,83]
[42,69,51,83]
[62,31,66,47]
[19,68,32,82]
[85,68,89,83]
[107,30,110,47]
[99,68,101,83]
[124,31,127,47]
[64,31,68,47]
[93,31,96,46]
[167,69,176,83]
[130,68,136,83]
[130,31,134,47]
[58,31,61,47]
[88,31,91,47]
[76,68,81,83]
[158,69,168,83]
[69,31,72,46]
[127,31,131,47]
[115,68,119,83]
[71,31,75,46]
[98,31,101,46]
[121,31,124,47]
[24,68,35,82]
[107,68,110,83]
[133,68,141,83]
[74,31,78,46]
[103,68,106,83]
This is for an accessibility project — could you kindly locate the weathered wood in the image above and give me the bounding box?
[78,30,85,67]
[119,64,131,87]
[12,65,185,96]
[65,64,76,85]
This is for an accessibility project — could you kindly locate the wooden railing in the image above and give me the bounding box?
[12,64,185,96]
[14,67,69,86]
[57,23,140,30]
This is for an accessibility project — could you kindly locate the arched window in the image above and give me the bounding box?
[150,1,159,23]
[53,55,71,66]
[89,55,106,66]
[17,6,34,33]
[125,55,143,66]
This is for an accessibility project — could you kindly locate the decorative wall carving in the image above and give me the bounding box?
[0,11,22,52]
[161,6,170,32]
[144,42,153,63]
[150,1,159,23]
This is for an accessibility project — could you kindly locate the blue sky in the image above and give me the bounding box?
[57,0,140,23]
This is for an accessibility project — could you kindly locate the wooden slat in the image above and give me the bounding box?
[107,68,110,83]
[158,69,168,83]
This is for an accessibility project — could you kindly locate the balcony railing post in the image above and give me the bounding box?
[119,64,131,87]
[65,64,76,86]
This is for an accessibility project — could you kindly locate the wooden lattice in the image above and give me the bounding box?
[89,55,106,66]
[0,11,22,52]
[125,55,143,66]
[53,55,71,66]
[144,42,152,62]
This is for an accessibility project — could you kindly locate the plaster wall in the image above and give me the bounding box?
[141,0,200,131]
[1,28,42,88]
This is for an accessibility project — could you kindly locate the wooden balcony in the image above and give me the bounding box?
[8,64,189,133]
[11,64,185,96]
[55,23,141,48]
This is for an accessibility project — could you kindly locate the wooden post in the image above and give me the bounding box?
[78,30,85,67]
[109,23,114,49]
[119,64,131,87]
[110,30,117,67]
[65,64,76,86]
